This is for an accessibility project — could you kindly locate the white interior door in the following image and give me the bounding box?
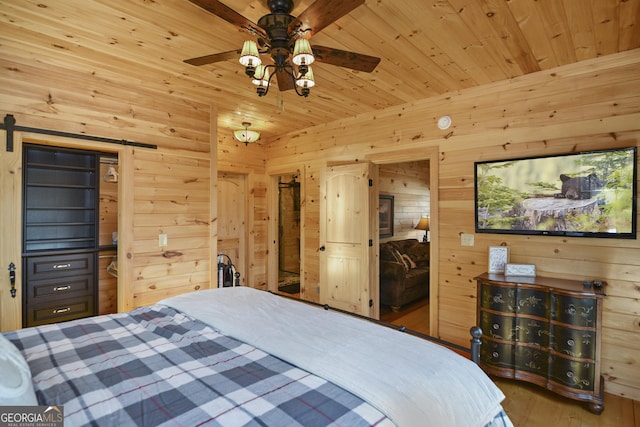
[320,163,378,317]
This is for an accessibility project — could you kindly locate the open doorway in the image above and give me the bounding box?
[217,172,247,286]
[277,174,301,295]
[377,160,431,335]
[98,154,119,315]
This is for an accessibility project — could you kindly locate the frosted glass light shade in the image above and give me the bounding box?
[292,38,314,66]
[252,65,270,87]
[296,66,315,88]
[233,129,260,143]
[239,40,261,67]
[234,122,260,144]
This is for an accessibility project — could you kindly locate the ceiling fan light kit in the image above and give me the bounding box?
[292,39,314,67]
[242,37,316,97]
[185,0,380,98]
[239,40,261,69]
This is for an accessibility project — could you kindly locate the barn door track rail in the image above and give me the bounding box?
[2,114,157,152]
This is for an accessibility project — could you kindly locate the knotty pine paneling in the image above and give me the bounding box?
[0,60,211,154]
[378,161,430,242]
[2,0,639,145]
[98,250,118,315]
[130,150,211,307]
[0,58,215,320]
[1,6,639,400]
[98,161,118,315]
[218,136,266,173]
[265,50,640,400]
[99,162,118,247]
[245,173,269,290]
[216,138,268,290]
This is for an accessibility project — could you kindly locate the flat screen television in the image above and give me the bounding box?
[475,147,637,239]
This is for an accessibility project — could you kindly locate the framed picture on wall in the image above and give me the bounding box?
[379,195,394,238]
[488,246,510,273]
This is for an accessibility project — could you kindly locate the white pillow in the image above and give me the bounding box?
[0,333,37,405]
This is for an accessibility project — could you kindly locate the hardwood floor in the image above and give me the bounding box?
[383,299,640,427]
[380,298,429,334]
[495,377,640,427]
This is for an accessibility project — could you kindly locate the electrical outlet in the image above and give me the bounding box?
[159,233,168,247]
[461,233,475,246]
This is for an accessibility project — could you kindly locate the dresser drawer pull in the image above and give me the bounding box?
[53,263,72,269]
[53,285,71,292]
[53,307,70,314]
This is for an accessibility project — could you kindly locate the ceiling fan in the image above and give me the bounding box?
[184,0,381,97]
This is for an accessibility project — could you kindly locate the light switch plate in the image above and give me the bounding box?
[159,233,168,247]
[461,233,475,246]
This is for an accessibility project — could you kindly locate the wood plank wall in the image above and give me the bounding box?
[98,161,118,314]
[130,150,212,307]
[1,31,638,402]
[265,50,640,400]
[218,137,268,290]
[0,56,217,328]
[378,161,430,243]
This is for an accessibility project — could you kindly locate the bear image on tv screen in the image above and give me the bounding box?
[555,173,605,200]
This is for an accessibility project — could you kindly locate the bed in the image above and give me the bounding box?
[2,286,513,426]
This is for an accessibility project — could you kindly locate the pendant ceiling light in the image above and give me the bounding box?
[233,122,260,145]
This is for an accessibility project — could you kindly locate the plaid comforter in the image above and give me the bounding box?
[5,305,393,426]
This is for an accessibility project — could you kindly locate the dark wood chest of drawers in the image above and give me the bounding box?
[475,273,605,413]
[24,252,97,327]
[22,144,99,327]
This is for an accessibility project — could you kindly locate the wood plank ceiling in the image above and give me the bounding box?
[1,0,639,143]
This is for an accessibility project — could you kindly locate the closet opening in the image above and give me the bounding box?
[98,154,119,315]
[21,144,119,328]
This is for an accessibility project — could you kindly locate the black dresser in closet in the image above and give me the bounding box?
[22,144,99,327]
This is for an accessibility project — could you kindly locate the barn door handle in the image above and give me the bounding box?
[8,262,16,298]
[319,246,325,251]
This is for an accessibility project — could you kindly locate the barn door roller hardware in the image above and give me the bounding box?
[3,114,15,152]
[1,114,157,152]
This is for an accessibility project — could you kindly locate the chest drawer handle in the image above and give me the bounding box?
[53,263,71,269]
[53,307,70,314]
[53,285,71,292]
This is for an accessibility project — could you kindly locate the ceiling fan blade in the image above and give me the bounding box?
[184,49,241,66]
[311,45,380,72]
[188,0,267,38]
[276,69,295,91]
[289,0,364,37]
